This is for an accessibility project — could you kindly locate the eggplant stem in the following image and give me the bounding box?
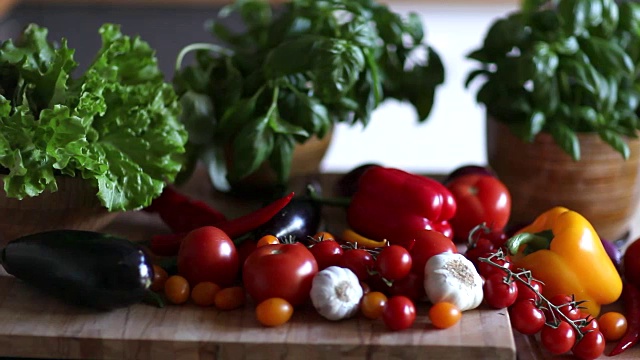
[306,184,351,207]
[143,291,165,308]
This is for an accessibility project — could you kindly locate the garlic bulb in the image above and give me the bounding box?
[423,253,483,311]
[310,266,363,321]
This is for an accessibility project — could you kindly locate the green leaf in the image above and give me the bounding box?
[599,128,630,159]
[558,0,591,36]
[179,91,215,146]
[217,88,263,137]
[268,134,295,185]
[228,115,274,181]
[550,122,581,161]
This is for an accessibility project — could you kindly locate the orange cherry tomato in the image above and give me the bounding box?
[164,275,190,305]
[429,302,462,329]
[360,291,387,320]
[215,286,246,310]
[191,281,221,307]
[257,235,280,247]
[598,311,628,342]
[256,298,294,327]
[313,231,336,242]
[151,265,169,292]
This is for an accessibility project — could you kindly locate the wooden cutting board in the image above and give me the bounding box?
[0,167,517,360]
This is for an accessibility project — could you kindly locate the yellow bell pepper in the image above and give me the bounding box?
[506,206,622,316]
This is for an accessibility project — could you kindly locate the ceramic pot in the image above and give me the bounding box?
[0,176,119,245]
[486,116,640,241]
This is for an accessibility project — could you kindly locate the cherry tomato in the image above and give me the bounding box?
[164,275,190,305]
[150,265,168,292]
[389,272,425,301]
[257,235,280,247]
[515,276,543,302]
[579,314,599,334]
[255,298,294,327]
[382,296,416,331]
[243,243,318,306]
[446,174,511,242]
[572,330,605,360]
[360,291,387,320]
[464,236,495,268]
[540,321,576,355]
[376,245,412,280]
[312,231,336,241]
[624,238,640,289]
[191,281,221,307]
[477,254,512,278]
[339,248,375,282]
[177,226,240,287]
[429,302,462,329]
[309,240,343,270]
[214,286,246,310]
[598,311,627,341]
[509,299,545,335]
[549,294,581,321]
[409,230,456,276]
[483,273,518,309]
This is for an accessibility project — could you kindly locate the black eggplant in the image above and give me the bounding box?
[0,230,154,310]
[253,185,322,242]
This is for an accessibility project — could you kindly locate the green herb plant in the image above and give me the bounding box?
[0,24,188,211]
[174,0,445,191]
[465,0,640,161]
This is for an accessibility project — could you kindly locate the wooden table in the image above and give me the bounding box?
[0,168,637,360]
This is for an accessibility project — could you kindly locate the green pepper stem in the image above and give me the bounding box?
[505,230,554,255]
[306,184,351,208]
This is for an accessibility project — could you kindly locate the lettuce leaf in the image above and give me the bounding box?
[0,24,188,211]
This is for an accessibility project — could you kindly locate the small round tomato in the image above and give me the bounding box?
[382,296,416,331]
[151,265,169,292]
[164,275,190,305]
[309,240,343,270]
[243,243,318,306]
[191,281,221,307]
[515,276,544,302]
[598,311,627,341]
[256,298,294,327]
[214,286,246,310]
[509,299,545,335]
[429,302,462,329]
[339,248,375,282]
[549,294,581,321]
[446,174,511,242]
[572,330,605,360]
[177,226,239,287]
[360,291,387,320]
[477,254,512,278]
[541,321,576,355]
[409,230,457,276]
[312,231,336,241]
[483,273,518,309]
[390,272,425,301]
[376,245,412,281]
[257,235,280,247]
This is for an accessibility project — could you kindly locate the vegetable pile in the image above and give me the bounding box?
[0,24,188,211]
[173,0,444,190]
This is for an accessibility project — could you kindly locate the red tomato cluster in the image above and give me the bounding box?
[480,254,606,359]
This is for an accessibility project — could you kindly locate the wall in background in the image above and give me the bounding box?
[0,1,519,174]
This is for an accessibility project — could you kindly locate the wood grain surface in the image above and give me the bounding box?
[0,167,517,360]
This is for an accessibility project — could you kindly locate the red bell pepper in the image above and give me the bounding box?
[346,166,457,249]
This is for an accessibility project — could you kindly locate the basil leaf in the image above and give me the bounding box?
[550,122,581,161]
[229,115,274,181]
[600,128,630,160]
[269,134,295,185]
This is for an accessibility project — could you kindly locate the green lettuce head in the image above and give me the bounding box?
[0,23,188,211]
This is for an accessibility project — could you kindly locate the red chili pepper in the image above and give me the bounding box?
[346,166,457,249]
[144,186,227,233]
[609,282,640,356]
[148,192,295,256]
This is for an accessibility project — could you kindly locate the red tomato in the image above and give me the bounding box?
[410,230,457,276]
[509,299,545,335]
[390,272,425,301]
[515,276,544,302]
[572,330,605,360]
[177,226,240,288]
[243,243,318,306]
[308,240,343,270]
[541,321,576,355]
[446,174,511,242]
[382,296,416,331]
[376,245,412,280]
[339,248,375,282]
[483,273,518,309]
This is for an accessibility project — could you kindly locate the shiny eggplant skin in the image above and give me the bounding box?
[253,196,322,242]
[0,230,154,310]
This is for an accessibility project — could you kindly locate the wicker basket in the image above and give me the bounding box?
[0,176,119,245]
[486,116,640,241]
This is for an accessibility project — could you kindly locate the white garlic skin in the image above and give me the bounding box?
[423,253,484,311]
